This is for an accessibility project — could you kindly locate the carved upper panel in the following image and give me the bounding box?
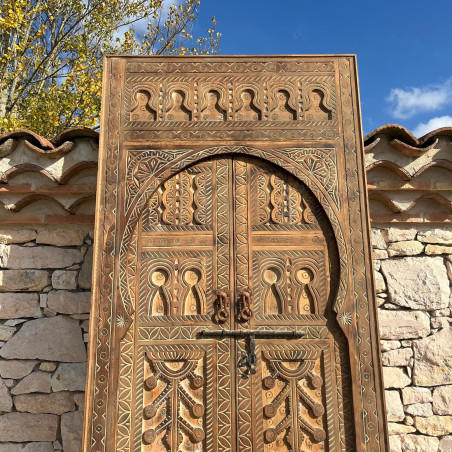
[122,56,339,142]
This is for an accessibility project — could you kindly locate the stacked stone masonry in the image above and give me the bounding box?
[0,124,451,451]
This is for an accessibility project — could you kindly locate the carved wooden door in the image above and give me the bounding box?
[119,153,352,452]
[84,55,389,452]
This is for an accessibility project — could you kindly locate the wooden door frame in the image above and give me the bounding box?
[83,55,389,452]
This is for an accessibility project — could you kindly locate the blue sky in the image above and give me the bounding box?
[194,0,452,137]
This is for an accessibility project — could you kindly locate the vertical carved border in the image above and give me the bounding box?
[83,57,122,452]
[339,56,387,452]
[233,158,254,452]
[215,158,234,451]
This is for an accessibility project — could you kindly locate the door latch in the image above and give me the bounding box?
[198,329,305,377]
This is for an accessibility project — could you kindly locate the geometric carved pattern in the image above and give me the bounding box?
[253,250,327,319]
[85,56,388,452]
[255,172,311,225]
[139,253,211,321]
[142,349,206,450]
[262,348,326,450]
[260,257,317,315]
[142,166,213,230]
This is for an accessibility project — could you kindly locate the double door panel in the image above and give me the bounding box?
[135,156,350,451]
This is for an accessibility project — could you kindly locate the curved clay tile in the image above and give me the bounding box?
[7,194,68,213]
[24,140,74,158]
[369,192,452,214]
[52,126,99,143]
[368,192,399,213]
[59,161,98,184]
[410,159,452,178]
[68,194,97,213]
[404,193,452,213]
[363,137,380,153]
[364,124,417,145]
[364,124,452,148]
[1,164,58,183]
[366,160,411,181]
[390,138,439,157]
[0,127,99,153]
[0,129,53,149]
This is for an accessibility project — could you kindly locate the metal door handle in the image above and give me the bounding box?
[238,287,253,323]
[214,290,230,324]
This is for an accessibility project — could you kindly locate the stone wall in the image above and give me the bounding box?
[366,125,452,452]
[373,226,452,452]
[0,125,451,451]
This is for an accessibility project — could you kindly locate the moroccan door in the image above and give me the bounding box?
[124,154,351,452]
[84,55,388,452]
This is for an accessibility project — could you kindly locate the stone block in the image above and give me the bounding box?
[36,228,86,246]
[431,317,450,329]
[440,436,452,452]
[387,423,416,435]
[400,434,439,451]
[371,229,387,249]
[381,256,450,310]
[0,326,15,341]
[385,390,404,421]
[413,328,452,386]
[0,270,50,292]
[417,228,452,244]
[380,340,401,352]
[0,245,83,269]
[51,271,77,290]
[388,435,402,452]
[0,293,41,319]
[78,245,93,289]
[13,392,75,415]
[378,310,430,340]
[425,244,452,255]
[373,249,388,260]
[415,415,452,436]
[39,362,57,372]
[404,402,433,417]
[0,316,86,362]
[0,413,58,442]
[11,371,51,395]
[387,240,424,257]
[74,393,84,410]
[383,367,411,388]
[47,290,91,314]
[0,229,37,244]
[0,443,53,452]
[433,385,452,415]
[384,227,417,242]
[381,347,413,367]
[0,360,38,379]
[61,411,83,452]
[51,362,86,392]
[402,387,432,405]
[0,378,12,412]
[374,271,386,292]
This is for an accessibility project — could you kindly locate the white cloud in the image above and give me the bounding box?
[387,78,452,119]
[412,115,452,137]
[112,0,182,43]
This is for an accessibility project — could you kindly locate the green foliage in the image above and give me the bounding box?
[0,0,220,136]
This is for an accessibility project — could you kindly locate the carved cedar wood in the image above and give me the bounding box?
[83,55,388,452]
